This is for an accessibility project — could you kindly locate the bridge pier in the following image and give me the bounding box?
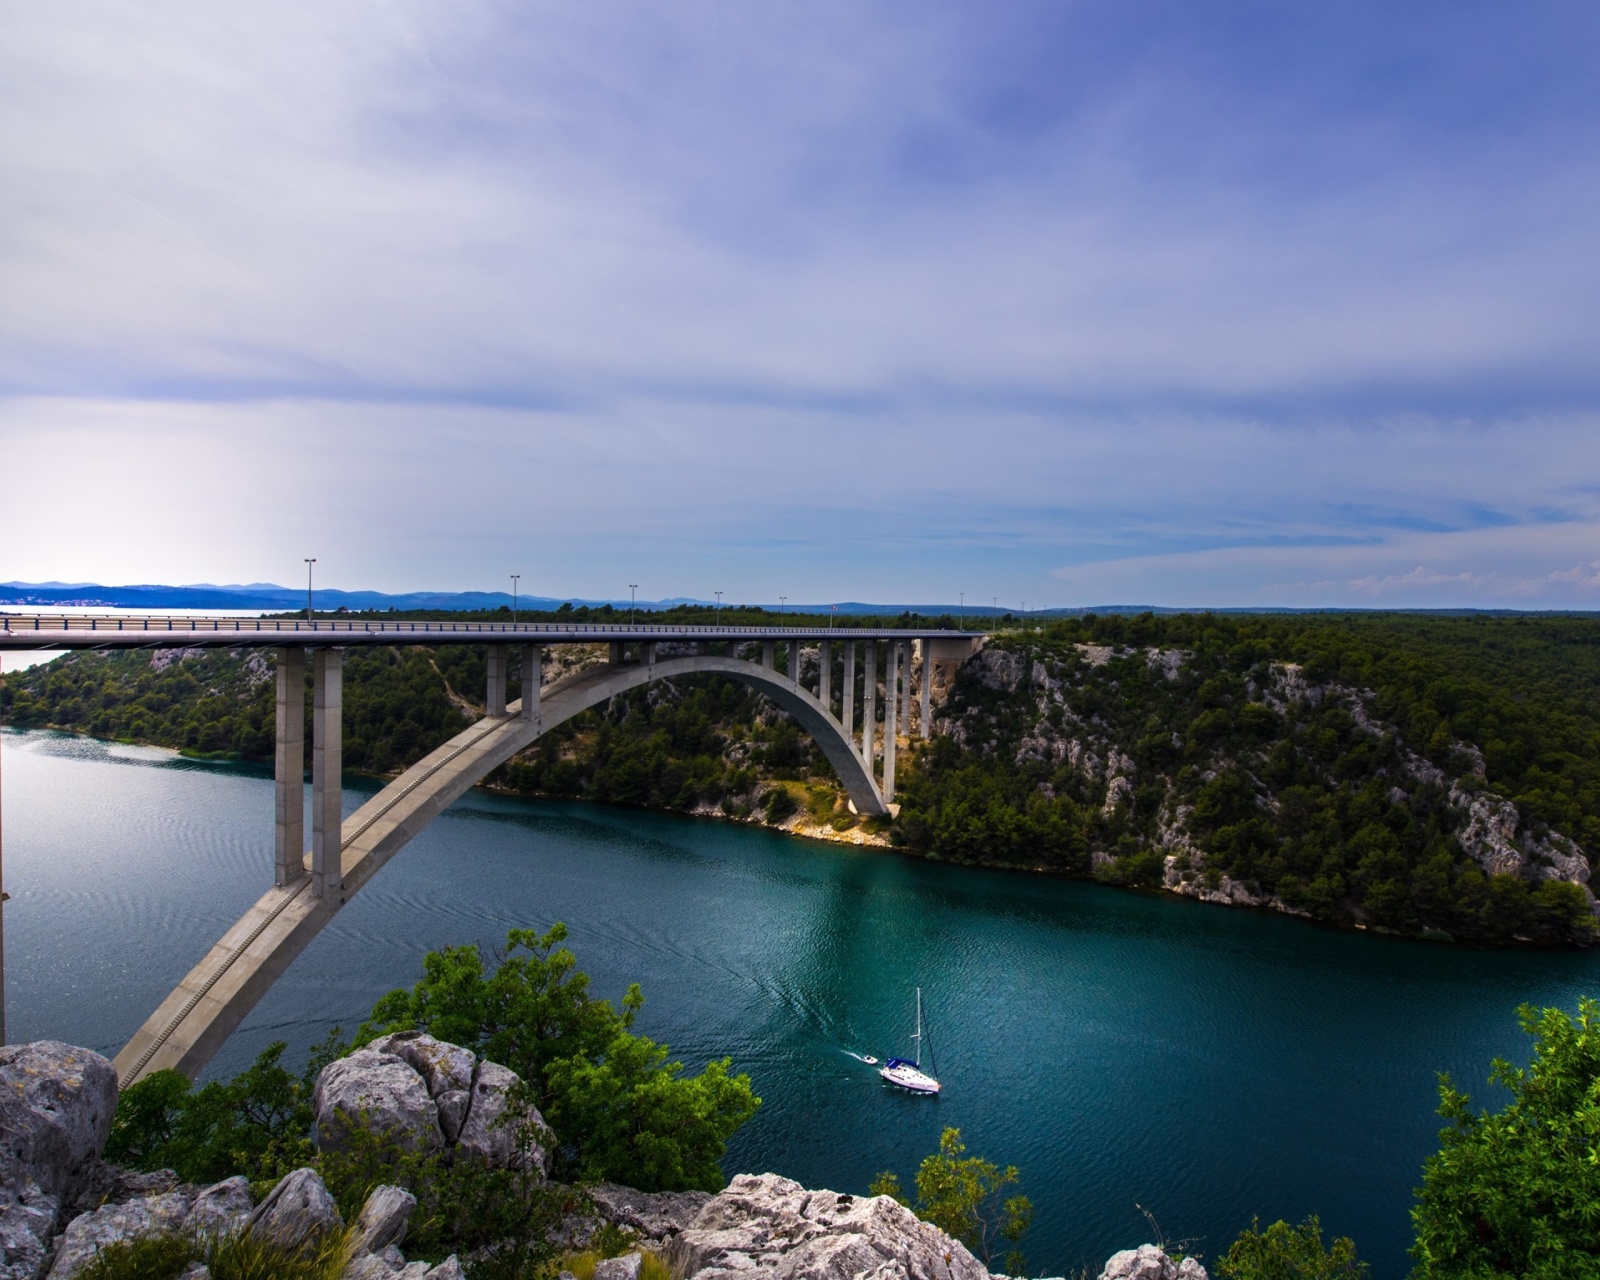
[520,645,540,724]
[919,640,932,739]
[787,641,799,687]
[883,642,898,800]
[761,640,775,670]
[273,648,305,887]
[487,645,508,716]
[819,640,831,712]
[842,641,855,742]
[899,640,911,738]
[862,641,877,772]
[312,648,343,899]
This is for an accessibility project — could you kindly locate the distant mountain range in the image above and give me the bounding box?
[0,581,1583,618]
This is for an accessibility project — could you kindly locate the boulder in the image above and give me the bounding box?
[353,1185,417,1255]
[592,1253,643,1280]
[423,1259,464,1280]
[178,1266,212,1280]
[455,1062,544,1174]
[435,1091,470,1145]
[1098,1245,1208,1280]
[46,1190,194,1279]
[664,1173,993,1280]
[367,1035,476,1098]
[0,1043,117,1203]
[247,1168,342,1252]
[65,1165,180,1220]
[0,1188,57,1280]
[589,1183,712,1241]
[183,1176,254,1238]
[315,1051,443,1155]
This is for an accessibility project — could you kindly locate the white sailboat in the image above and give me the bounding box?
[879,987,940,1094]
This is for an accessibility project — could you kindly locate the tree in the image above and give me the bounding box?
[870,1127,1033,1274]
[359,923,760,1192]
[1410,997,1600,1279]
[1217,1217,1366,1279]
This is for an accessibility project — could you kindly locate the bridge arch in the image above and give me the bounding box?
[114,653,885,1085]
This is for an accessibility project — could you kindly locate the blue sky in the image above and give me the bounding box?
[3,1,1599,607]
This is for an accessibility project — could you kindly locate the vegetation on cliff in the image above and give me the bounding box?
[6,608,1600,944]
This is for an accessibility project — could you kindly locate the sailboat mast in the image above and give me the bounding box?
[914,987,922,1065]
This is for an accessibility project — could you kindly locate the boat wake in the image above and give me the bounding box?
[843,1050,880,1065]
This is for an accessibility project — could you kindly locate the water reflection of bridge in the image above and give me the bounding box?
[0,615,981,1082]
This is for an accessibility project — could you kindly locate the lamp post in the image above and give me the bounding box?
[959,592,964,632]
[714,591,722,626]
[629,584,638,628]
[304,558,316,621]
[830,604,836,629]
[510,574,520,625]
[993,596,999,631]
[779,595,786,615]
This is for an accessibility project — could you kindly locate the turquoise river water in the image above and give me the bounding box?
[4,727,1599,1277]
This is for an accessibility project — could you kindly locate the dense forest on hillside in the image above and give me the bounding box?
[5,609,1599,945]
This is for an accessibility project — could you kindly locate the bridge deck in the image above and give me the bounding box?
[0,614,975,651]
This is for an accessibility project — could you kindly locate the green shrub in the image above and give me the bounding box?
[1217,1217,1366,1279]
[1410,997,1600,1279]
[761,787,799,822]
[74,1226,355,1280]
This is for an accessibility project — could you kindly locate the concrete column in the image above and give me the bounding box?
[609,640,626,665]
[920,639,933,739]
[311,648,343,900]
[644,641,657,672]
[762,640,775,670]
[900,641,912,736]
[787,640,799,687]
[863,641,877,773]
[819,640,832,714]
[519,645,540,723]
[842,641,856,742]
[883,642,898,799]
[486,645,508,717]
[273,648,305,887]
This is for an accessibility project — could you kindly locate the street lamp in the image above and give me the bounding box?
[779,595,786,615]
[510,574,520,625]
[830,604,836,629]
[714,591,722,626]
[959,592,964,632]
[629,584,638,628]
[304,559,316,621]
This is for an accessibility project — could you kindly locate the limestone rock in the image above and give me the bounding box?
[423,1259,465,1280]
[0,1188,57,1280]
[593,1253,643,1280]
[589,1183,712,1241]
[435,1091,470,1145]
[1097,1245,1208,1280]
[66,1165,180,1219]
[179,1266,212,1280]
[353,1185,416,1255]
[664,1173,992,1280]
[183,1176,254,1238]
[46,1190,195,1279]
[315,1050,443,1154]
[0,1043,117,1203]
[367,1035,476,1098]
[247,1168,342,1252]
[455,1062,544,1173]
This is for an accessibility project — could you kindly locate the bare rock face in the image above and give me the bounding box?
[593,1253,644,1280]
[588,1183,712,1241]
[46,1190,195,1279]
[0,1043,117,1204]
[353,1185,417,1256]
[315,1050,444,1155]
[1098,1244,1208,1280]
[183,1176,254,1239]
[314,1040,546,1175]
[664,1173,993,1280]
[0,1190,57,1280]
[247,1167,342,1252]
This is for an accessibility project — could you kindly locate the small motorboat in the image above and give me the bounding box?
[880,987,940,1095]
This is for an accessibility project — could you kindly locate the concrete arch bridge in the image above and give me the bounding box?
[0,615,980,1083]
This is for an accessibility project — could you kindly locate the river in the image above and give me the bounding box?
[4,726,1597,1278]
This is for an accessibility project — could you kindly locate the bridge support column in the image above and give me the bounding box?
[761,640,775,670]
[610,641,626,665]
[312,648,343,900]
[787,641,799,687]
[842,641,855,741]
[883,642,898,799]
[863,642,877,773]
[644,641,657,675]
[920,639,932,739]
[899,641,911,737]
[819,640,832,714]
[273,648,305,887]
[519,645,540,724]
[486,645,508,717]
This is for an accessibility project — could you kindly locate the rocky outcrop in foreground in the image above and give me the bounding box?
[4,1039,1205,1280]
